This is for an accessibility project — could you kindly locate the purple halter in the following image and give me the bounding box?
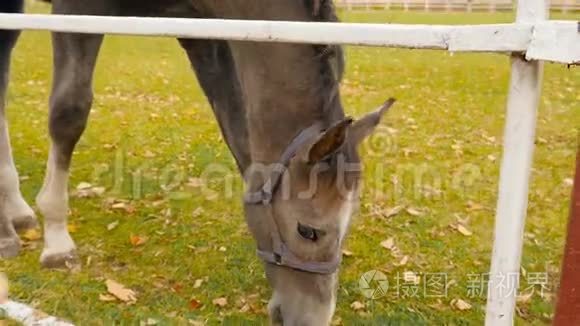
[244,123,342,275]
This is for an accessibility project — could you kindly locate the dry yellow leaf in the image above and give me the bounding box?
[451,298,472,311]
[466,201,484,211]
[516,291,533,304]
[406,207,424,216]
[98,294,117,302]
[67,224,78,233]
[76,182,92,190]
[384,205,404,218]
[212,297,228,307]
[105,279,137,304]
[107,221,119,231]
[193,279,203,289]
[456,224,473,237]
[22,229,41,241]
[396,255,409,266]
[350,301,365,311]
[380,237,395,250]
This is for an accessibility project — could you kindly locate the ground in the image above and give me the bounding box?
[1,2,578,325]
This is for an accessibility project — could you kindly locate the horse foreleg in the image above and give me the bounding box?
[0,0,36,258]
[36,32,103,268]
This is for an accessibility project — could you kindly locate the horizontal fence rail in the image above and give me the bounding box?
[335,0,580,12]
[0,14,578,64]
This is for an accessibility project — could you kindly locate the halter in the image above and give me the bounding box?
[244,123,342,275]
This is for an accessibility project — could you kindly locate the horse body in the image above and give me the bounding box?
[0,1,393,324]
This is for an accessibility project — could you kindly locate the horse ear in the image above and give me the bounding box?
[350,98,396,145]
[306,118,353,163]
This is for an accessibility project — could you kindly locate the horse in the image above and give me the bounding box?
[0,0,395,324]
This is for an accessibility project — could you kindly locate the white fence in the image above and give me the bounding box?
[0,0,578,324]
[336,0,580,12]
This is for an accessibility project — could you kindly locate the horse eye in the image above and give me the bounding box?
[297,223,319,242]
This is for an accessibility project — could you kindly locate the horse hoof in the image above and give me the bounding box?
[12,214,39,232]
[4,195,37,231]
[40,250,80,270]
[0,237,21,258]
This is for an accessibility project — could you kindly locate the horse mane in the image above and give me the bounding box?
[310,0,345,81]
[303,0,346,121]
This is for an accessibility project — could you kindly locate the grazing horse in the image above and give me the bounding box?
[0,0,395,324]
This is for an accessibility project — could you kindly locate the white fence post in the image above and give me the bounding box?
[484,0,548,325]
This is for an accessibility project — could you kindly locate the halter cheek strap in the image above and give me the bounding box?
[244,123,342,275]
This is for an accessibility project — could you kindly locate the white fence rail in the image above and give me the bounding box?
[0,1,578,324]
[0,14,578,64]
[335,0,580,12]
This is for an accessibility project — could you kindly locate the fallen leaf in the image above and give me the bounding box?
[384,205,404,218]
[74,183,106,198]
[239,304,250,313]
[107,221,119,231]
[76,182,92,190]
[98,294,117,302]
[451,298,472,311]
[67,224,78,233]
[456,224,473,237]
[396,255,409,266]
[189,298,202,310]
[380,237,395,250]
[172,283,183,293]
[193,279,203,289]
[406,207,424,216]
[129,235,147,246]
[516,306,530,320]
[350,301,365,311]
[454,213,470,226]
[517,291,533,304]
[111,201,136,214]
[143,150,156,158]
[192,207,204,217]
[212,297,228,307]
[342,249,353,257]
[22,229,41,241]
[466,201,484,211]
[105,279,137,303]
[537,137,548,144]
[91,187,106,196]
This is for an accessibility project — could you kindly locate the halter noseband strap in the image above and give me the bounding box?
[244,123,342,275]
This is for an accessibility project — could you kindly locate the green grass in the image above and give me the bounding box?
[1,3,579,325]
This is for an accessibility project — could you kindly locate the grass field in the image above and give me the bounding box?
[1,2,578,325]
